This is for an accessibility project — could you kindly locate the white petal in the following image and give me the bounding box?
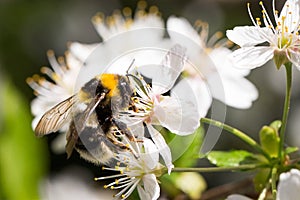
[137,174,160,200]
[141,138,160,170]
[207,75,258,109]
[152,45,186,94]
[209,47,250,77]
[277,169,300,200]
[226,26,271,47]
[288,49,300,69]
[68,42,98,62]
[167,16,202,47]
[229,46,274,69]
[172,78,212,117]
[226,194,253,200]
[279,0,300,32]
[154,95,200,135]
[147,125,174,174]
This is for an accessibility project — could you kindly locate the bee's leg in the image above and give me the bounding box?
[111,119,137,141]
[106,130,140,159]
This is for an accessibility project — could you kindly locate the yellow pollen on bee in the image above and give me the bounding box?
[98,74,118,97]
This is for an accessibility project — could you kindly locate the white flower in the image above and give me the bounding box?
[226,0,300,70]
[227,169,300,200]
[40,167,111,200]
[69,1,171,85]
[167,16,258,109]
[95,138,164,200]
[27,50,82,131]
[277,168,300,199]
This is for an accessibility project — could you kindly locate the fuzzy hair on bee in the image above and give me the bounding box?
[34,73,137,165]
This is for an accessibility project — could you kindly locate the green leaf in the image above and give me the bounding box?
[253,168,271,192]
[259,126,280,158]
[207,150,257,167]
[0,80,48,200]
[285,146,298,155]
[269,120,282,132]
[160,127,204,198]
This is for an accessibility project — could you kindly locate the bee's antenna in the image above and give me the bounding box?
[126,59,135,75]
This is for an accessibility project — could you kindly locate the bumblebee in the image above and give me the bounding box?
[35,73,137,164]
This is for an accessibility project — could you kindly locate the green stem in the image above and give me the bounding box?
[271,167,278,200]
[201,118,271,160]
[278,63,292,160]
[172,164,259,173]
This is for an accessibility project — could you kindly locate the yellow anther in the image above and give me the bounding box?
[92,13,104,24]
[46,49,54,57]
[137,0,147,10]
[57,56,64,64]
[123,7,132,17]
[149,6,159,14]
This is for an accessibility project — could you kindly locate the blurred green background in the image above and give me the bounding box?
[1,0,300,199]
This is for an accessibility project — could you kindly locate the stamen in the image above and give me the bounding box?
[46,50,64,76]
[259,1,276,32]
[247,3,258,26]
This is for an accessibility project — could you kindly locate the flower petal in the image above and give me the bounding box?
[288,48,300,69]
[137,174,160,200]
[172,77,210,119]
[152,45,186,94]
[141,138,160,170]
[68,42,98,62]
[209,47,250,77]
[277,169,300,200]
[147,125,174,174]
[226,26,272,47]
[207,75,258,109]
[229,46,274,69]
[279,0,300,33]
[154,95,200,135]
[167,16,202,47]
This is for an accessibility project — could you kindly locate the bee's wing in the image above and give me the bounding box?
[80,92,106,126]
[35,95,76,137]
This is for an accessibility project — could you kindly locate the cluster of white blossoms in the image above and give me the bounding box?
[28,0,300,199]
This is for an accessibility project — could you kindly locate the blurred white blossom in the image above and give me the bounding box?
[167,16,258,109]
[27,51,82,136]
[40,167,112,200]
